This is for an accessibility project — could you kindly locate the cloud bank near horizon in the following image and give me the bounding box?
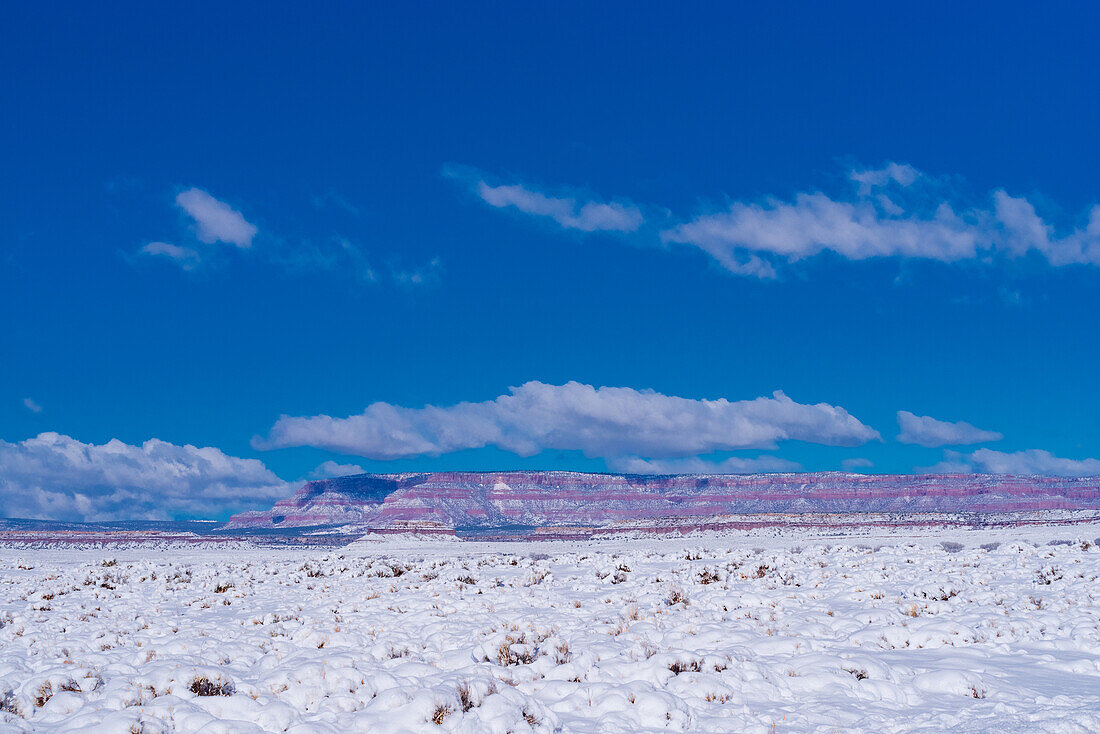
[0,433,291,522]
[254,381,880,462]
[607,455,801,475]
[926,448,1100,477]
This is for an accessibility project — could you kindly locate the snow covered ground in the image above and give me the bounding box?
[3,525,1100,732]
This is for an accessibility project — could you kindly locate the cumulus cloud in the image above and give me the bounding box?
[140,241,201,270]
[661,162,1100,278]
[254,381,879,462]
[309,460,366,479]
[607,455,800,475]
[0,432,292,522]
[175,188,257,248]
[896,411,1003,447]
[842,457,874,471]
[23,398,42,414]
[925,448,1100,477]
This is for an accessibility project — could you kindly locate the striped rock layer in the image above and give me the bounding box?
[226,471,1100,535]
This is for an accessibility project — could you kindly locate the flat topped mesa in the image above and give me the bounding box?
[224,471,1100,535]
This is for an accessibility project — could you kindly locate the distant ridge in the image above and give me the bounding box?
[225,470,1100,537]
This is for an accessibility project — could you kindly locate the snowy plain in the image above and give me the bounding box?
[2,525,1100,733]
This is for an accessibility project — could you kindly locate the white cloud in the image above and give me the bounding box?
[255,381,879,461]
[607,455,800,475]
[140,241,201,270]
[0,432,291,521]
[175,188,257,249]
[468,176,643,233]
[842,457,874,471]
[663,192,981,276]
[896,410,1003,447]
[849,162,920,192]
[478,183,643,233]
[661,163,1100,278]
[925,448,1100,477]
[309,460,366,479]
[23,398,42,414]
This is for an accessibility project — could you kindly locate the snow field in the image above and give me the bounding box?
[2,534,1100,732]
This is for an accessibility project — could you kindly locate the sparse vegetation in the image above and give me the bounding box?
[697,568,721,585]
[430,703,451,724]
[2,533,1096,730]
[842,666,869,681]
[190,676,234,696]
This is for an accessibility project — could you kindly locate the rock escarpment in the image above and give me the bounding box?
[225,471,1100,536]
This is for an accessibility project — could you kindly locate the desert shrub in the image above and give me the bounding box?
[524,569,550,586]
[190,676,234,696]
[495,634,537,666]
[980,542,1001,551]
[940,541,964,553]
[697,568,721,585]
[375,562,409,578]
[668,659,703,675]
[1047,539,1072,546]
[1,689,20,717]
[457,683,475,712]
[431,704,451,725]
[922,587,958,602]
[34,682,53,708]
[57,680,81,693]
[1035,566,1063,585]
[666,588,689,606]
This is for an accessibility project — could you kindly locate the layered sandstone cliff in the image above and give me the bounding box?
[225,471,1100,535]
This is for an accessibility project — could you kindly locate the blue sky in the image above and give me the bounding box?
[3,2,1100,520]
